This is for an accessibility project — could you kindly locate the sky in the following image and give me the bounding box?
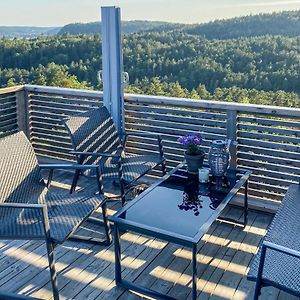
[1,0,300,26]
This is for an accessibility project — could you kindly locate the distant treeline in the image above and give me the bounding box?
[2,9,300,39]
[187,10,300,39]
[125,77,299,107]
[1,10,300,107]
[59,10,300,39]
[1,32,300,94]
[58,21,173,35]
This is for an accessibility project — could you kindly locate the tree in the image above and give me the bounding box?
[5,78,17,87]
[197,84,210,99]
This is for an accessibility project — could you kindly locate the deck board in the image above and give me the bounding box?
[0,170,284,300]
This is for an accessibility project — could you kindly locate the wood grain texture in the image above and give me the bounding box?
[0,168,277,300]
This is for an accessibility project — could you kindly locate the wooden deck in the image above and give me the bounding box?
[0,169,292,300]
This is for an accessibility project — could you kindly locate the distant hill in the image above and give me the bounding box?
[0,26,60,38]
[186,10,300,39]
[5,10,300,39]
[58,20,179,35]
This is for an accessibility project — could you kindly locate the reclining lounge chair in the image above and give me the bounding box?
[0,132,111,300]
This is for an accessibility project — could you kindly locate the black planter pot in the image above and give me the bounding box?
[184,151,205,174]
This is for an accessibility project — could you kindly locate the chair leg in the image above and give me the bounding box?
[46,169,54,188]
[45,239,59,300]
[254,244,267,300]
[120,178,126,206]
[69,201,112,246]
[254,281,262,300]
[102,201,112,245]
[161,160,167,176]
[70,169,80,194]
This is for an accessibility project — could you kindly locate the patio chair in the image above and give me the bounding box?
[63,106,166,205]
[0,132,111,300]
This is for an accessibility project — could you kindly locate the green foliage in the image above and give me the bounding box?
[186,10,300,39]
[1,63,90,89]
[125,77,299,107]
[1,10,300,105]
[58,21,174,35]
[2,29,300,94]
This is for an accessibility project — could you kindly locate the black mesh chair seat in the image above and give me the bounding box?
[47,192,103,244]
[63,106,166,205]
[0,192,103,244]
[101,153,163,182]
[248,184,300,297]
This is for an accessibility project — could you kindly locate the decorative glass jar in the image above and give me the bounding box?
[208,140,231,177]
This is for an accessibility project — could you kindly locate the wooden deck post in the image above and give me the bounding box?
[16,88,30,138]
[226,110,237,169]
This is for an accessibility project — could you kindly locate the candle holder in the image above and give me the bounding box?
[198,168,210,183]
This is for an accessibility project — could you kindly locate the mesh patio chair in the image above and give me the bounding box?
[0,132,111,300]
[63,106,166,206]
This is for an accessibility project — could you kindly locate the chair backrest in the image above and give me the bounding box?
[64,107,122,165]
[0,132,46,204]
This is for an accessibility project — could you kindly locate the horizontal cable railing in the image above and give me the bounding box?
[1,84,300,211]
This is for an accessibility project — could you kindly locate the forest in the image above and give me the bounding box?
[58,21,172,35]
[186,10,300,39]
[0,10,300,107]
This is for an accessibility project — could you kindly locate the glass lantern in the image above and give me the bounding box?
[208,140,231,177]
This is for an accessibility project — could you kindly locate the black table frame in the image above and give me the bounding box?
[109,163,251,300]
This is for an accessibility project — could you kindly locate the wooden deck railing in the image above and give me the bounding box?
[1,84,300,212]
[0,86,23,139]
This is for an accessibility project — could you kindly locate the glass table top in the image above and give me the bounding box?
[117,165,248,240]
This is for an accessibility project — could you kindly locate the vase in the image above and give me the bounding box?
[184,151,205,174]
[208,140,231,177]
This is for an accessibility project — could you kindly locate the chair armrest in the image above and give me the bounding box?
[39,164,100,171]
[263,241,300,259]
[0,203,46,209]
[70,151,121,159]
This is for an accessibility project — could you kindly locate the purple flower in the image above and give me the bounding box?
[177,133,203,155]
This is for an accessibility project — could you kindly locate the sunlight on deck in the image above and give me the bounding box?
[173,249,249,276]
[0,170,275,300]
[150,265,247,298]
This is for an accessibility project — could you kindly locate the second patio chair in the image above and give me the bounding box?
[63,106,166,205]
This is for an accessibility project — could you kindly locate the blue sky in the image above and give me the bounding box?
[1,0,300,26]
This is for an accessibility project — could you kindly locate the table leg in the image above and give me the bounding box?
[244,180,249,226]
[192,244,197,300]
[114,224,122,284]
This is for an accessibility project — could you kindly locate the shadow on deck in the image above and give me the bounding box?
[0,169,288,300]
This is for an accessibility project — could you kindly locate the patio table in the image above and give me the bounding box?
[109,163,251,300]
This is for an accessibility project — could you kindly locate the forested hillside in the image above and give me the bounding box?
[58,21,175,35]
[186,10,300,39]
[0,21,176,38]
[1,32,300,92]
[0,26,59,38]
[1,10,300,107]
[58,10,300,39]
